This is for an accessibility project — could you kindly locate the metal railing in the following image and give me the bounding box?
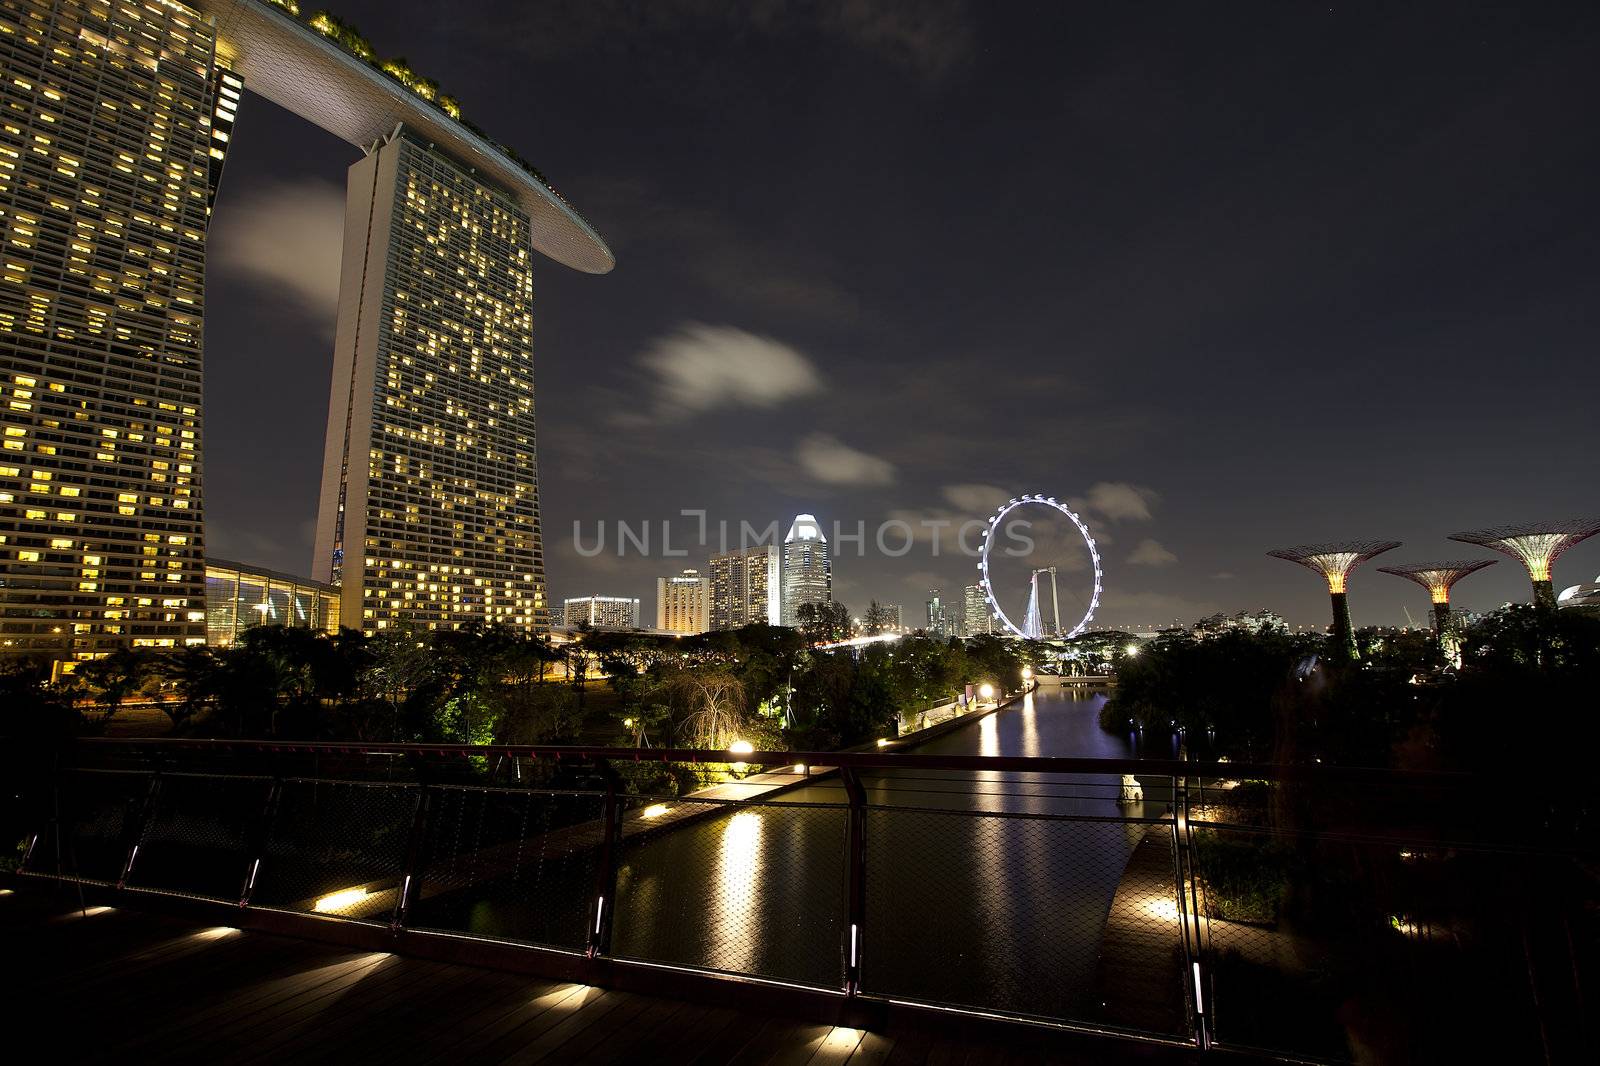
[9,739,1593,1063]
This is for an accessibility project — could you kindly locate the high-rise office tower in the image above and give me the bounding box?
[313,131,547,634]
[656,568,709,635]
[0,0,227,658]
[964,584,991,637]
[781,513,830,626]
[709,543,780,630]
[562,595,638,630]
[925,589,947,637]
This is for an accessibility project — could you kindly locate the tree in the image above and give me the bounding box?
[863,601,895,635]
[74,647,150,721]
[667,669,749,748]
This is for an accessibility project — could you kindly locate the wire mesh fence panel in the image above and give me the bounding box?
[1192,824,1553,1063]
[859,806,1188,1036]
[611,797,849,990]
[409,787,604,950]
[250,778,416,922]
[20,769,151,884]
[124,773,271,901]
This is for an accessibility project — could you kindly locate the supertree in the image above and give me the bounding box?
[1447,521,1600,609]
[1376,560,1496,636]
[1269,541,1400,658]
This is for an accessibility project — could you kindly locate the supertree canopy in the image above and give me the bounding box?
[1447,521,1600,608]
[1269,541,1400,658]
[1376,559,1496,635]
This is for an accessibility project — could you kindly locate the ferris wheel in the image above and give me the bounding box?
[977,494,1103,639]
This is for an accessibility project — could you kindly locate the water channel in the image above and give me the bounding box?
[599,685,1186,1030]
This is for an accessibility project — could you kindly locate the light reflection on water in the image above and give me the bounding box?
[713,811,762,974]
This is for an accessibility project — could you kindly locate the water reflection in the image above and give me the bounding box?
[713,811,762,974]
[608,687,1179,1023]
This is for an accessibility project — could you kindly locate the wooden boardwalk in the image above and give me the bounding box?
[2,887,1198,1065]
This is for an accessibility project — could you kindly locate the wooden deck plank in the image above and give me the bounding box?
[807,1026,868,1066]
[844,1031,897,1066]
[582,993,696,1064]
[410,978,578,1063]
[648,1004,747,1066]
[727,1017,837,1066]
[496,988,635,1065]
[331,966,531,1065]
[466,983,613,1061]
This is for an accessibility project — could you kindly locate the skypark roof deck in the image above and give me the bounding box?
[193,0,614,274]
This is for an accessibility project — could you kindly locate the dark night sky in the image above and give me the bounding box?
[202,0,1600,630]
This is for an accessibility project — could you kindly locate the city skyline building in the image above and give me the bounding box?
[925,588,947,637]
[709,543,780,629]
[781,513,830,626]
[312,131,548,635]
[964,584,992,637]
[562,594,638,630]
[0,0,225,658]
[1268,541,1400,659]
[656,568,709,635]
[0,0,611,662]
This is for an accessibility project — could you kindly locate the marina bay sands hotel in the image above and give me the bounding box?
[0,0,612,661]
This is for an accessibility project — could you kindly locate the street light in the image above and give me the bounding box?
[979,682,995,702]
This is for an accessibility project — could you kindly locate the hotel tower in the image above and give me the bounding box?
[0,0,611,661]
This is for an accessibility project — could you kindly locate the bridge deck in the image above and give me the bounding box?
[2,887,1187,1065]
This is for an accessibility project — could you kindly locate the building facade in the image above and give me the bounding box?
[313,131,547,635]
[925,589,947,637]
[0,0,226,659]
[964,584,991,637]
[781,514,830,627]
[205,557,340,646]
[562,595,638,630]
[709,543,779,630]
[656,568,709,634]
[0,0,611,664]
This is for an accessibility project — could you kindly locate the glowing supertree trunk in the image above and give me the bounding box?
[1269,541,1400,658]
[1447,521,1600,609]
[1376,560,1496,642]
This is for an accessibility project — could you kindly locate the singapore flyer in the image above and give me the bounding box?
[978,494,1102,639]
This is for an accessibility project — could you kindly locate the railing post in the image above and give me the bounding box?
[392,783,433,931]
[240,778,281,907]
[841,767,867,997]
[1170,774,1210,1050]
[587,760,622,958]
[117,771,162,890]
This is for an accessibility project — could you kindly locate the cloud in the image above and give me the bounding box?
[941,483,1012,513]
[1078,482,1160,522]
[636,323,824,420]
[822,0,973,81]
[212,178,344,335]
[796,433,896,486]
[582,178,862,324]
[483,0,973,83]
[1127,538,1178,567]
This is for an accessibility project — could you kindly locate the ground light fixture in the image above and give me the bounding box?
[979,683,996,701]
